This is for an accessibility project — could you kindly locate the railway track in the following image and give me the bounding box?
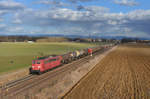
[0,75,34,89]
[0,47,111,98]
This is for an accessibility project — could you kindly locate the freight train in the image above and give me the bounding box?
[29,44,114,75]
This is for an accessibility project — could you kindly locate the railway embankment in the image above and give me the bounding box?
[0,68,29,86]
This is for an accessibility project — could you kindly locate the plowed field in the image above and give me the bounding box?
[64,44,150,99]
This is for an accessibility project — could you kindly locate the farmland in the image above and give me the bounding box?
[0,42,98,74]
[64,44,150,99]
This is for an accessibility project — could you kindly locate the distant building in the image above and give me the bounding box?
[97,39,102,42]
[27,41,34,43]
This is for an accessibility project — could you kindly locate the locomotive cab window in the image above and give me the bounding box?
[32,61,36,64]
[37,61,41,64]
[51,58,56,61]
[49,58,57,62]
[53,58,57,61]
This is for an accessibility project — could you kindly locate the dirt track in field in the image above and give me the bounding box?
[63,44,150,99]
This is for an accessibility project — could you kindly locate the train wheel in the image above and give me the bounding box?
[61,60,65,64]
[65,60,68,64]
[29,72,32,74]
[29,68,32,74]
[38,71,42,75]
[66,60,69,64]
[63,61,65,64]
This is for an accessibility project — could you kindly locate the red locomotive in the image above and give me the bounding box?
[88,48,93,56]
[29,55,63,74]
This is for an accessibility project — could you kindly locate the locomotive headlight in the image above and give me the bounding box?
[38,66,40,69]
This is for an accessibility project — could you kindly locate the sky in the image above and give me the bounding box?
[0,0,150,38]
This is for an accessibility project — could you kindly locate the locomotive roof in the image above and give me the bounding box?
[36,55,57,60]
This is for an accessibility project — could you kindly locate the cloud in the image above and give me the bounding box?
[12,18,22,24]
[7,27,24,33]
[67,0,95,3]
[114,0,139,6]
[123,10,150,34]
[0,24,7,32]
[0,0,25,11]
[0,18,3,22]
[77,5,109,13]
[0,24,6,28]
[37,0,69,7]
[0,10,7,15]
[0,0,25,19]
[11,6,150,38]
[0,0,149,38]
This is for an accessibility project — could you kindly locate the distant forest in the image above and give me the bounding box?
[0,36,149,43]
[0,36,104,42]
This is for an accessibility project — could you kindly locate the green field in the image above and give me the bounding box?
[0,42,99,74]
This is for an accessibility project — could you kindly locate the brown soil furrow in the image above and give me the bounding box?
[63,44,150,99]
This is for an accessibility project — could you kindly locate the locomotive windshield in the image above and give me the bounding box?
[37,61,41,64]
[32,61,35,64]
[32,60,41,64]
